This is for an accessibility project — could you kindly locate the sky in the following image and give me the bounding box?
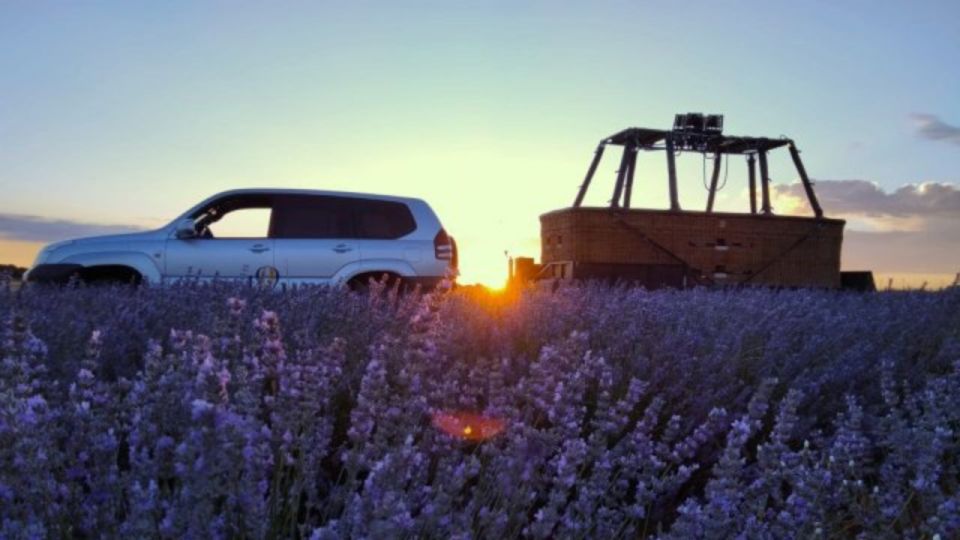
[1,1,959,287]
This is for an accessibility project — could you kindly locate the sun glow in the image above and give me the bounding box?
[457,262,510,289]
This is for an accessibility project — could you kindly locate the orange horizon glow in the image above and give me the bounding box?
[0,240,42,268]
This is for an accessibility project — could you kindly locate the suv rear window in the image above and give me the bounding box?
[270,195,416,239]
[354,199,416,239]
[271,196,355,239]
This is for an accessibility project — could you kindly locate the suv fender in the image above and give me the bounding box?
[60,251,163,284]
[334,259,418,286]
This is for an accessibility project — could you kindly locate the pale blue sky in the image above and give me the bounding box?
[2,1,959,283]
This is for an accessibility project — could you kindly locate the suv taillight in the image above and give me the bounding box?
[434,229,458,268]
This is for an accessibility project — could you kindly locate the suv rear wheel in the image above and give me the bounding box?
[348,272,404,294]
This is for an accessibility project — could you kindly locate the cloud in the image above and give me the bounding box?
[910,113,960,146]
[772,180,960,223]
[771,179,960,274]
[0,213,146,243]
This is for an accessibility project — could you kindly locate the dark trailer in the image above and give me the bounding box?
[522,114,848,289]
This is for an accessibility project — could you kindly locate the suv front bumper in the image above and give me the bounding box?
[24,264,83,284]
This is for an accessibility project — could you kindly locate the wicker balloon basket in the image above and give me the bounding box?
[540,208,845,288]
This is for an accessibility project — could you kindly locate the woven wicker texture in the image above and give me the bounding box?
[541,208,844,288]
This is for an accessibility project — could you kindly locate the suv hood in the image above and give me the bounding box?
[69,229,165,244]
[33,228,167,266]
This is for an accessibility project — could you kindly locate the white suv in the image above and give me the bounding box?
[25,189,458,289]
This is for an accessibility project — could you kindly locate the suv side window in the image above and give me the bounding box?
[271,195,355,239]
[208,208,272,238]
[192,194,274,239]
[354,199,416,239]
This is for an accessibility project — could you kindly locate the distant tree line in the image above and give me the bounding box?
[0,264,26,279]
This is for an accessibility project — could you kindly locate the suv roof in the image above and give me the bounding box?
[177,188,429,222]
[203,188,425,204]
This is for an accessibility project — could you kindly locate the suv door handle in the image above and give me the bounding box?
[250,244,270,253]
[332,244,353,254]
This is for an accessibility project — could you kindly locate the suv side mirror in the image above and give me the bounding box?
[175,218,198,239]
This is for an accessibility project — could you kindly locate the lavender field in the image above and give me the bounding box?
[1,280,958,539]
